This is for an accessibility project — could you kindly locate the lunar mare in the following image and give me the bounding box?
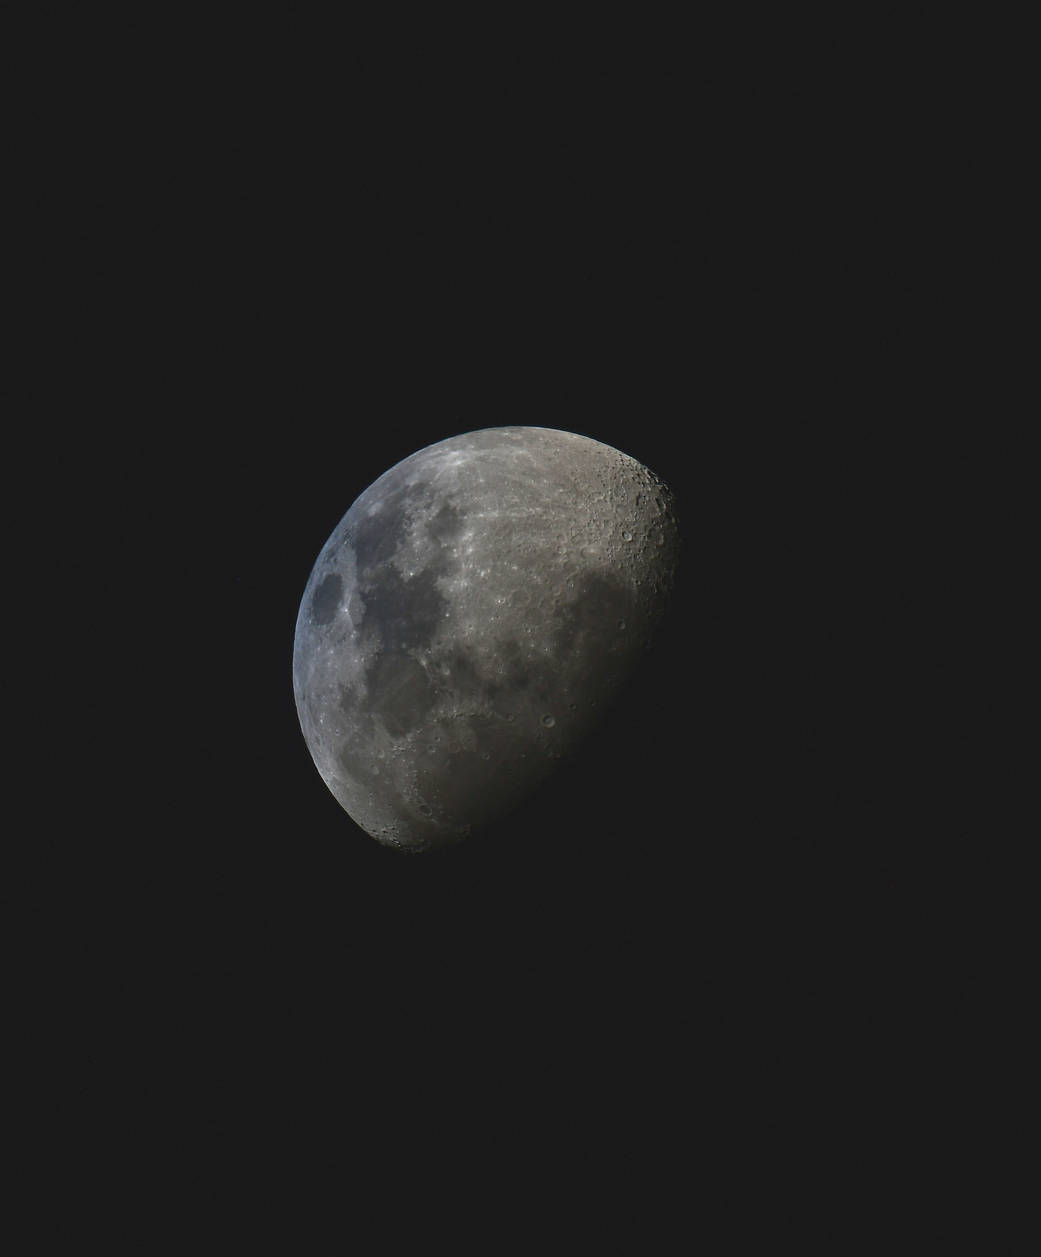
[292,427,680,851]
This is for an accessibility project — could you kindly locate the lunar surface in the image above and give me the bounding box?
[292,427,680,851]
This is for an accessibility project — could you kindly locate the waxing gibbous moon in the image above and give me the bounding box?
[292,427,680,851]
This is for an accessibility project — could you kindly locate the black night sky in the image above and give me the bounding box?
[40,20,972,1242]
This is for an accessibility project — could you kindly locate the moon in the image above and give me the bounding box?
[292,427,680,851]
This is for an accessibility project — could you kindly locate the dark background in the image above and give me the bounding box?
[33,16,978,1242]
